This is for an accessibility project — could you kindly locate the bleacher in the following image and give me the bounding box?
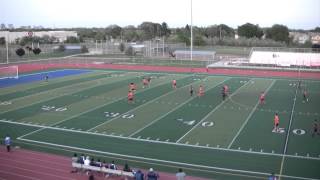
[72,162,134,179]
[249,51,320,67]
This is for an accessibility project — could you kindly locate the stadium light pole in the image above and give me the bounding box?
[190,0,193,61]
[6,31,9,64]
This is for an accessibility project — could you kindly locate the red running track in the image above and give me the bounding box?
[16,63,320,80]
[0,146,209,180]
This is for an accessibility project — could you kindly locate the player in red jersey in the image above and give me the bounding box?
[127,91,134,104]
[260,92,265,105]
[129,82,137,92]
[198,85,204,97]
[172,79,177,89]
[142,78,149,88]
[274,113,280,132]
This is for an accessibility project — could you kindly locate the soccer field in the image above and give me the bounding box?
[0,69,319,180]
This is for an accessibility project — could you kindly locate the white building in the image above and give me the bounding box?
[0,31,78,43]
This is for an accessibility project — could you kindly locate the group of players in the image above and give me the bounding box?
[127,77,151,104]
[127,78,318,137]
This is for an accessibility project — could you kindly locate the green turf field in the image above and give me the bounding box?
[0,69,319,180]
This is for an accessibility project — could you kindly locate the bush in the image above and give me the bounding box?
[81,45,89,53]
[16,48,25,57]
[33,48,41,55]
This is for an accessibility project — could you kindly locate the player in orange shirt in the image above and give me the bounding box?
[198,85,204,97]
[129,82,137,92]
[127,91,134,104]
[142,78,149,88]
[224,85,229,96]
[172,79,177,89]
[274,113,280,132]
[260,92,265,105]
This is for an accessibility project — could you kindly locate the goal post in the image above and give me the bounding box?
[0,66,18,79]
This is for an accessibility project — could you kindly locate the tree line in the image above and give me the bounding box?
[1,22,319,47]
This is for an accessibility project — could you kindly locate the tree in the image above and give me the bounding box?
[0,37,5,45]
[64,36,80,43]
[33,48,41,55]
[138,22,159,40]
[266,24,290,43]
[161,22,171,36]
[107,25,122,39]
[238,23,263,39]
[16,48,25,57]
[119,43,125,52]
[311,27,320,32]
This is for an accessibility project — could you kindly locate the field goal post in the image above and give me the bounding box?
[0,65,19,79]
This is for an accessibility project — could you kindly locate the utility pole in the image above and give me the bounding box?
[190,0,193,61]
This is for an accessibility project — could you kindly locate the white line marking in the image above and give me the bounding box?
[176,79,253,143]
[87,75,194,131]
[2,119,319,161]
[227,80,275,149]
[128,78,230,138]
[17,137,319,180]
[279,81,299,180]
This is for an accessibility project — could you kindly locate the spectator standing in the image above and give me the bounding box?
[123,162,131,172]
[146,168,159,180]
[134,169,144,180]
[4,135,11,152]
[176,168,186,180]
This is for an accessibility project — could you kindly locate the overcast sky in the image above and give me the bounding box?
[1,0,319,29]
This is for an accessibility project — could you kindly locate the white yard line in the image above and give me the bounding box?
[128,78,230,138]
[0,72,137,114]
[176,79,253,143]
[1,120,317,161]
[16,74,180,139]
[279,83,299,180]
[16,137,319,180]
[227,80,276,149]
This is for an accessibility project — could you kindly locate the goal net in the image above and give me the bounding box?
[0,66,18,79]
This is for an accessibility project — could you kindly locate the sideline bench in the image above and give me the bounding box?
[72,162,135,178]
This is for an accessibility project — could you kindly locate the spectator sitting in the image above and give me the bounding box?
[84,156,91,166]
[176,168,186,180]
[109,160,117,170]
[89,158,96,166]
[71,153,79,173]
[103,160,108,168]
[79,154,85,164]
[123,162,131,172]
[134,169,144,180]
[95,159,102,167]
[146,168,159,180]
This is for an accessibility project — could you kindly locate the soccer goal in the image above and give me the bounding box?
[0,66,19,79]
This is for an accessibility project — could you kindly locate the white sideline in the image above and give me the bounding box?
[17,138,318,180]
[1,119,318,161]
